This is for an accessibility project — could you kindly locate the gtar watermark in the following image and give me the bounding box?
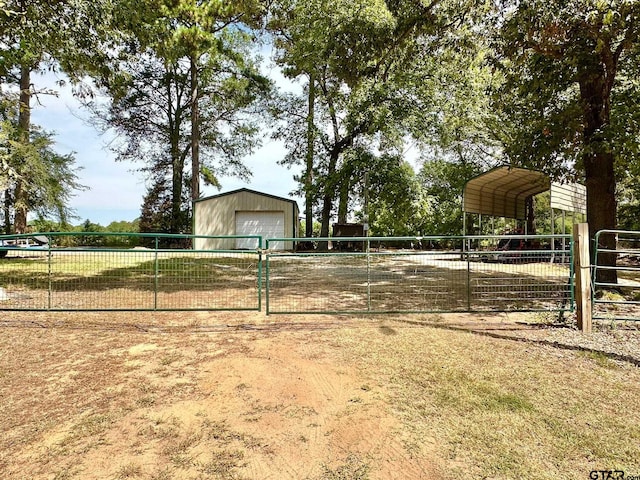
[590,471,640,480]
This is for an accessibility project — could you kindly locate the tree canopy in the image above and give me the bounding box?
[82,0,272,234]
[269,0,482,244]
[0,0,107,232]
[1,0,639,260]
[494,0,640,280]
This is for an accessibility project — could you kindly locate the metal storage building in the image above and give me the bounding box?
[193,188,300,250]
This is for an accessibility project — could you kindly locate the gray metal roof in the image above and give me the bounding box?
[463,166,551,219]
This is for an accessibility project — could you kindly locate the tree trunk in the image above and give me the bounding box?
[580,74,617,284]
[318,190,333,250]
[584,151,617,284]
[190,55,200,202]
[337,177,349,224]
[14,63,31,234]
[3,189,11,234]
[525,196,535,235]
[170,159,183,234]
[318,151,339,250]
[169,127,184,234]
[304,74,315,238]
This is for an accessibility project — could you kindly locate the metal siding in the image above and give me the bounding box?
[550,183,587,214]
[194,191,297,250]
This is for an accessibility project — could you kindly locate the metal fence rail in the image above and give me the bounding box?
[593,230,640,321]
[2,232,574,314]
[0,232,262,311]
[265,235,573,315]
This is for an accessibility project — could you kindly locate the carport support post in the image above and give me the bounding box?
[574,223,592,333]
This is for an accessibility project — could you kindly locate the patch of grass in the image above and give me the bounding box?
[138,382,157,394]
[333,322,640,479]
[149,468,173,480]
[198,449,246,478]
[114,462,143,479]
[137,415,181,440]
[159,428,202,469]
[159,352,182,366]
[531,311,558,324]
[162,430,201,459]
[317,454,370,480]
[284,405,318,419]
[136,395,157,407]
[52,466,76,480]
[0,252,256,294]
[201,419,238,442]
[424,314,445,323]
[481,391,535,412]
[577,350,618,369]
[201,418,262,449]
[73,413,114,437]
[169,452,196,469]
[597,289,626,302]
[142,416,262,476]
[378,325,397,335]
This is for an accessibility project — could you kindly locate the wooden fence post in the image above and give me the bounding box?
[574,223,592,333]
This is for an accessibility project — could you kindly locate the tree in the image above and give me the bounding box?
[410,37,503,237]
[270,0,500,242]
[0,0,110,233]
[364,155,429,236]
[418,157,482,236]
[0,96,83,233]
[153,0,267,202]
[270,0,460,244]
[138,171,188,241]
[85,0,271,234]
[88,51,195,234]
[495,0,640,283]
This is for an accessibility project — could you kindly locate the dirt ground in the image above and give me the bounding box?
[1,311,441,480]
[1,310,639,480]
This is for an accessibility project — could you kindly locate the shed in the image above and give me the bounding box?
[193,188,300,250]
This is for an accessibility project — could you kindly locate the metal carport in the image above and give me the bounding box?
[462,166,585,235]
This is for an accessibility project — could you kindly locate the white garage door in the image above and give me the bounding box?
[235,211,285,249]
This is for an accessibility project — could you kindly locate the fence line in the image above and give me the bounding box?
[593,229,640,322]
[265,235,574,315]
[1,232,575,314]
[0,232,262,311]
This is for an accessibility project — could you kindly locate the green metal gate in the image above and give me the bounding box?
[1,232,574,314]
[265,235,574,315]
[0,232,262,311]
[593,229,640,322]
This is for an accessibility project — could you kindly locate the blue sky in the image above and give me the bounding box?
[30,68,305,226]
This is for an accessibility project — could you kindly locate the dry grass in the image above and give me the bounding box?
[333,316,640,479]
[1,311,639,479]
